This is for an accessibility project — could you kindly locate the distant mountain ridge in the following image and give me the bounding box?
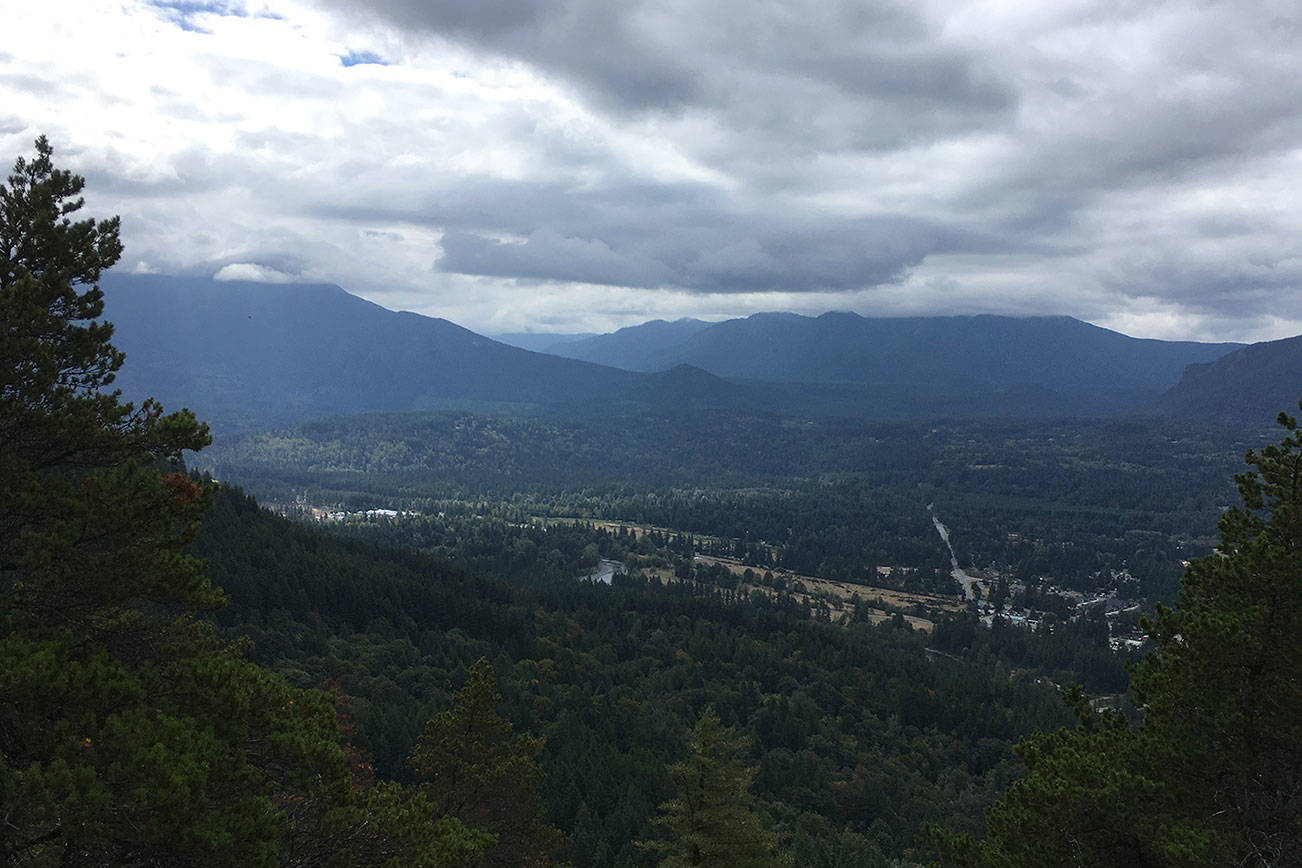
[99,275,1254,433]
[490,331,599,353]
[543,318,713,366]
[1150,334,1302,426]
[101,275,740,432]
[546,310,1241,402]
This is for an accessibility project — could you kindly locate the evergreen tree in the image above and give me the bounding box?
[411,657,564,867]
[1132,406,1302,863]
[940,406,1302,866]
[0,137,485,866]
[641,706,783,867]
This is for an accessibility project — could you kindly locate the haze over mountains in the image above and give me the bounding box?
[492,331,601,353]
[519,319,715,365]
[101,274,1285,433]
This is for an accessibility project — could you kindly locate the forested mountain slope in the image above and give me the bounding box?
[547,311,1240,410]
[1151,333,1302,425]
[102,274,739,432]
[103,275,1245,429]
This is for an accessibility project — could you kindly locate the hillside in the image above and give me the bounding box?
[1151,334,1302,426]
[543,317,712,365]
[194,482,1081,865]
[101,275,739,431]
[547,311,1240,410]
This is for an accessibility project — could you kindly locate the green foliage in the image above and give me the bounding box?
[1129,406,1302,862]
[942,406,1302,866]
[0,138,485,867]
[192,482,1081,865]
[641,706,783,867]
[411,658,564,867]
[276,779,491,868]
[1,136,123,436]
[0,136,268,865]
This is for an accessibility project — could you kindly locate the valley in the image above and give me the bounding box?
[26,278,1298,864]
[10,28,1300,858]
[125,277,1292,864]
[185,400,1192,863]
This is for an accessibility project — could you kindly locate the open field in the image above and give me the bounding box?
[657,554,965,633]
[546,515,778,556]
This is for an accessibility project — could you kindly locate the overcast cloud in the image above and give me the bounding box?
[2,0,1301,339]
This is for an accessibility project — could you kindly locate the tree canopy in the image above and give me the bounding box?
[411,657,563,867]
[641,706,783,867]
[941,406,1302,866]
[0,138,486,866]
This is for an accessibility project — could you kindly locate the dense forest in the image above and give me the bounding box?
[194,481,1123,864]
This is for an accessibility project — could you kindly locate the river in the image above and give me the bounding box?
[581,558,627,585]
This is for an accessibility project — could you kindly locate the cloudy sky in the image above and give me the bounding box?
[4,0,1301,340]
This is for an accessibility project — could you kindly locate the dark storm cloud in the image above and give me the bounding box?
[963,16,1302,235]
[316,0,1015,129]
[438,229,677,288]
[435,216,949,294]
[291,0,1026,294]
[315,0,700,110]
[308,164,969,293]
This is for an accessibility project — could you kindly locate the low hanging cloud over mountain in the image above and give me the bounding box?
[3,0,1301,339]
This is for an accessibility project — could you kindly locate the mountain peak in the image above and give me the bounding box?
[100,274,738,432]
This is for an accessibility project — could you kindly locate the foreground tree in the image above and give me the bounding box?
[0,138,486,866]
[411,658,564,868]
[940,407,1302,865]
[640,706,784,867]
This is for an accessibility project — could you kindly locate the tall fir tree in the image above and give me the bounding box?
[640,706,784,868]
[410,657,564,868]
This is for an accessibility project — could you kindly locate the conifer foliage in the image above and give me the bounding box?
[641,706,783,867]
[0,136,256,865]
[411,658,564,868]
[942,407,1302,866]
[0,138,486,866]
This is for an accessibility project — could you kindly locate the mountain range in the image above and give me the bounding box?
[102,275,739,432]
[101,274,1290,433]
[539,312,1240,400]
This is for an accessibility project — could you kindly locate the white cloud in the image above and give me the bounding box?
[213,263,298,283]
[1,0,1300,341]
